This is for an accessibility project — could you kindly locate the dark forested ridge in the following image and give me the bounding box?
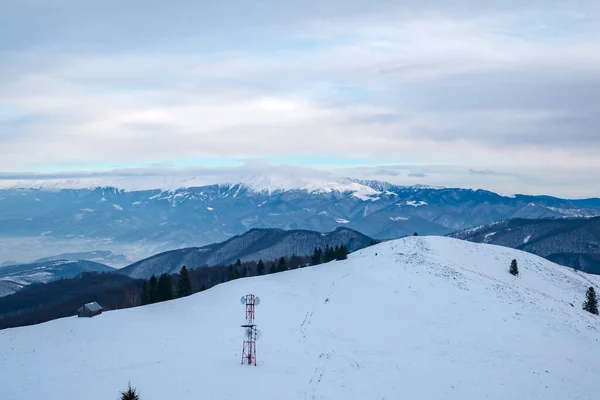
[120,227,373,279]
[450,217,600,274]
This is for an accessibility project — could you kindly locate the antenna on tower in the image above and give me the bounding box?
[240,294,261,366]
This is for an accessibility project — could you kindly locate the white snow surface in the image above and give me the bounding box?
[227,174,382,199]
[335,218,350,224]
[1,237,599,400]
[484,231,497,243]
[405,200,428,207]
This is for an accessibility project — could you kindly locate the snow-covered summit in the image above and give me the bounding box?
[1,237,598,400]
[0,166,420,198]
[220,173,382,199]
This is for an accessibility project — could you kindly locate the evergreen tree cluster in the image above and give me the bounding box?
[310,245,349,265]
[139,254,316,306]
[141,266,191,306]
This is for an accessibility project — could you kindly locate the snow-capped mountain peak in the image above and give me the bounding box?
[223,173,382,199]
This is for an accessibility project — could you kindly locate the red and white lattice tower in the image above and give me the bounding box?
[240,294,260,366]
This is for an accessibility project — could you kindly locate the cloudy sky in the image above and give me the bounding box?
[1,0,599,197]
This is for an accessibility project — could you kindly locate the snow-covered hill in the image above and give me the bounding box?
[1,237,599,400]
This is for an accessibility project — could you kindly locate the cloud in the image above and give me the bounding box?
[0,0,599,195]
[468,169,495,176]
[408,172,427,178]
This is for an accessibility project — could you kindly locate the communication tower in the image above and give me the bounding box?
[240,294,261,366]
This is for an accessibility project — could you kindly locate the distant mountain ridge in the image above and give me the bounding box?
[1,178,600,263]
[120,227,373,279]
[0,260,115,297]
[450,217,600,274]
[34,251,130,268]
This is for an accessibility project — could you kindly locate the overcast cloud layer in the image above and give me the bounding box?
[1,1,599,197]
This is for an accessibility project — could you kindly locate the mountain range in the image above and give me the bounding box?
[451,217,600,274]
[2,177,600,264]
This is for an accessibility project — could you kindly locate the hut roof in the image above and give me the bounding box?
[83,302,102,312]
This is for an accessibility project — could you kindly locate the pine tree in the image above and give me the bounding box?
[277,257,288,272]
[176,266,192,298]
[326,246,336,262]
[312,247,325,265]
[336,245,348,261]
[257,259,265,275]
[141,281,150,305]
[583,286,599,315]
[228,265,240,281]
[120,382,140,400]
[413,232,418,236]
[311,248,320,266]
[149,274,159,304]
[157,273,173,302]
[235,259,242,267]
[268,263,276,274]
[509,259,519,276]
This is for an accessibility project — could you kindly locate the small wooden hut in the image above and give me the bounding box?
[77,302,103,318]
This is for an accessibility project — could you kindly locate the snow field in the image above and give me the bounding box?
[0,236,599,400]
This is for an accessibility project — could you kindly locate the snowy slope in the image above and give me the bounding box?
[451,217,600,274]
[1,237,599,400]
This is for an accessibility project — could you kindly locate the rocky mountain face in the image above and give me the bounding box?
[450,217,600,274]
[120,227,373,279]
[0,260,115,297]
[1,180,599,264]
